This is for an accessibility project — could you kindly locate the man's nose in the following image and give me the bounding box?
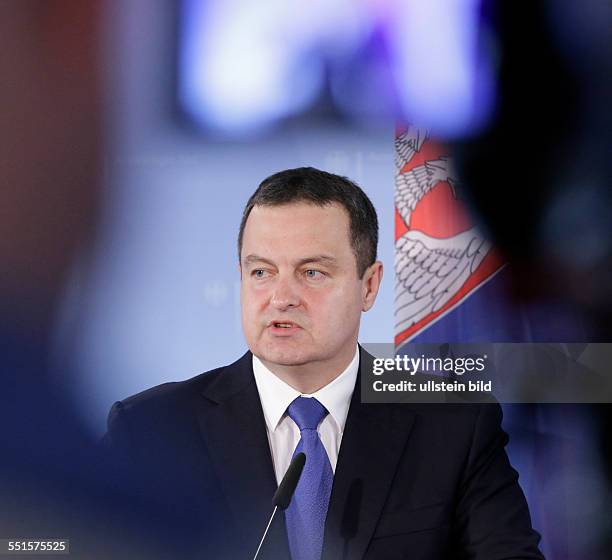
[270,275,301,310]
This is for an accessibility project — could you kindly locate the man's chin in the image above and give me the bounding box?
[255,352,312,367]
[253,347,313,368]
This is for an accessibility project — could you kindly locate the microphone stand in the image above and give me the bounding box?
[251,452,305,560]
[252,506,278,560]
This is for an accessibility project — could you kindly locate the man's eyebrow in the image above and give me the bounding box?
[294,255,338,267]
[242,254,275,267]
[241,254,338,267]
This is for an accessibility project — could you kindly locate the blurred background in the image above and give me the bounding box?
[2,0,611,558]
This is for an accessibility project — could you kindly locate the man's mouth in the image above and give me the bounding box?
[271,321,298,328]
[268,320,301,333]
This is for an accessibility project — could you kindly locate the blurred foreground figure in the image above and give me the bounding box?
[453,0,612,337]
[450,2,612,558]
[0,2,199,557]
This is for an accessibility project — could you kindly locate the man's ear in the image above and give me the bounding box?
[362,261,383,312]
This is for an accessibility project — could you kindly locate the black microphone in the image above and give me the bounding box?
[273,452,305,509]
[252,453,306,560]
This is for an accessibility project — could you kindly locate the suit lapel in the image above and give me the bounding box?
[196,352,290,559]
[322,348,416,560]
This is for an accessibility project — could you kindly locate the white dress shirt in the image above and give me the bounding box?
[252,347,359,485]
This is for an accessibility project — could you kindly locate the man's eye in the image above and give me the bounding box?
[252,269,268,278]
[304,269,323,279]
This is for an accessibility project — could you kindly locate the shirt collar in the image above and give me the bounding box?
[252,347,359,434]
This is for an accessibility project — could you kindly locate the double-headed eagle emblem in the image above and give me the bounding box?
[395,128,492,338]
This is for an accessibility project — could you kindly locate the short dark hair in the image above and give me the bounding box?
[238,167,378,278]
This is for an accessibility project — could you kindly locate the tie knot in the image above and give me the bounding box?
[287,397,328,431]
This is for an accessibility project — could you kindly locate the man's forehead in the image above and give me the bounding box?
[242,202,351,242]
[240,201,355,265]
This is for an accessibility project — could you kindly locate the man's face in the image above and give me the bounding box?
[240,202,380,376]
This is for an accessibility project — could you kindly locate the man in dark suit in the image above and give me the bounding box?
[105,168,544,559]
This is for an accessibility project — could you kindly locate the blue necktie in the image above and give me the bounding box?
[285,397,334,560]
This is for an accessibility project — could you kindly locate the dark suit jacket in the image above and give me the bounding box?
[105,348,544,559]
